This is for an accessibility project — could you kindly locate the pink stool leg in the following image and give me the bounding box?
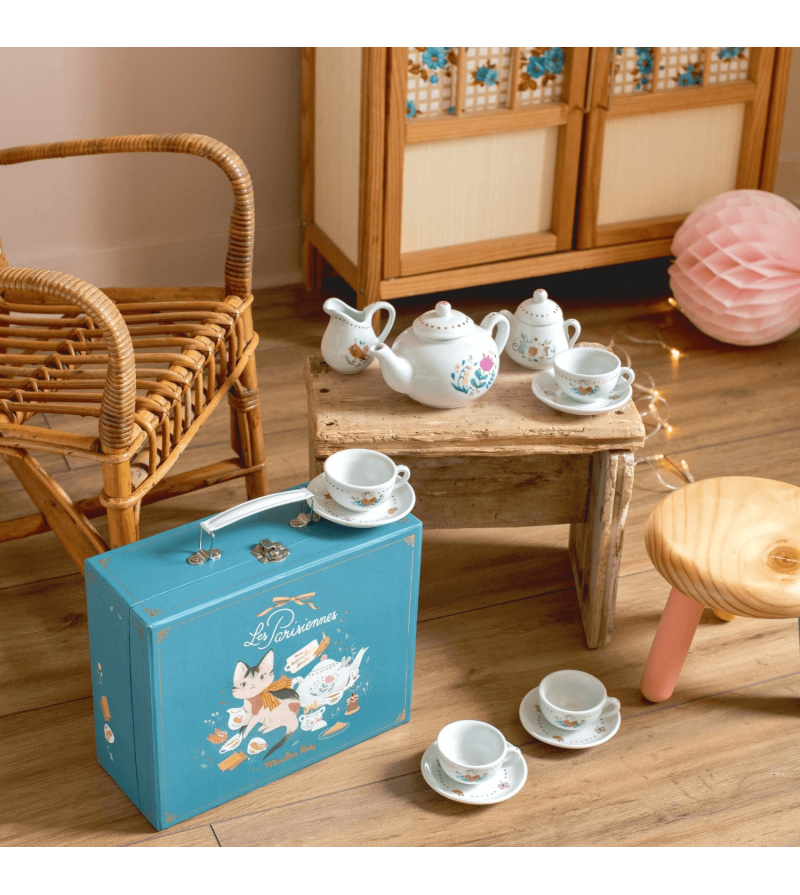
[640,587,704,702]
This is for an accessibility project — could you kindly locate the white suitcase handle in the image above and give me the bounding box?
[188,488,314,565]
[200,489,313,535]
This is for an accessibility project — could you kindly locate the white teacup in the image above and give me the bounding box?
[553,346,634,404]
[538,670,620,732]
[436,720,522,786]
[323,448,410,513]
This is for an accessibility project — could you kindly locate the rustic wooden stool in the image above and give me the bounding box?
[640,476,800,702]
[304,355,645,648]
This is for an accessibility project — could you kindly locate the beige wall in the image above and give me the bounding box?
[0,48,300,289]
[1,48,797,293]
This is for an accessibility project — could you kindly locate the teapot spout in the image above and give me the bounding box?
[371,343,413,395]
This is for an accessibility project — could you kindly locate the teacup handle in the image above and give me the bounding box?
[501,742,523,768]
[394,465,411,487]
[602,697,621,716]
[617,367,635,386]
[564,319,581,348]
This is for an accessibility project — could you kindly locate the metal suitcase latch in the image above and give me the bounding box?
[251,539,290,563]
[186,489,312,565]
[188,530,221,565]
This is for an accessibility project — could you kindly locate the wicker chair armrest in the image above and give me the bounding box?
[0,268,136,453]
[0,134,253,297]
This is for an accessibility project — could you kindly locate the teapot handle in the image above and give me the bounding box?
[479,311,511,355]
[369,301,397,344]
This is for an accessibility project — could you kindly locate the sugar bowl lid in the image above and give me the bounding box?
[412,301,474,341]
[515,289,564,325]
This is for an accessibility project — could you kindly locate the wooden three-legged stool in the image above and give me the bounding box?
[640,476,800,702]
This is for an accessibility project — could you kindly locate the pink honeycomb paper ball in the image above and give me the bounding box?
[669,189,800,346]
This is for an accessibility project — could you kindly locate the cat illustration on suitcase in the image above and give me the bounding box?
[221,644,370,760]
[222,650,302,759]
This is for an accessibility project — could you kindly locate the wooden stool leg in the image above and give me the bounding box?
[640,587,704,703]
[569,450,634,648]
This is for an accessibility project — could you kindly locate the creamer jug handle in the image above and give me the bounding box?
[369,301,397,344]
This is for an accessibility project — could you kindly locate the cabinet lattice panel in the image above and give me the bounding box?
[612,47,750,95]
[406,47,566,118]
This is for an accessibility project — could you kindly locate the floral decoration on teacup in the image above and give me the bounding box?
[553,346,634,404]
[323,448,410,514]
[538,669,620,732]
[436,719,522,786]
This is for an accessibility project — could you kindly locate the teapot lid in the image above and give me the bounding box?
[515,289,564,325]
[412,301,474,341]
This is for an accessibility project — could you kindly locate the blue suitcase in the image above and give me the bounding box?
[85,488,422,830]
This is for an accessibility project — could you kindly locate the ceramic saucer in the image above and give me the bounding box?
[532,369,632,416]
[420,743,527,804]
[306,473,416,529]
[519,687,621,750]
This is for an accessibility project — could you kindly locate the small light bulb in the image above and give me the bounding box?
[668,297,678,308]
[666,423,674,434]
[652,390,660,398]
[670,348,681,360]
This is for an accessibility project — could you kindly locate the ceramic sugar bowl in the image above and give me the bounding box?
[371,301,510,409]
[500,289,580,370]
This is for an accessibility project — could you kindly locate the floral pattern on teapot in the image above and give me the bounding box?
[451,353,497,397]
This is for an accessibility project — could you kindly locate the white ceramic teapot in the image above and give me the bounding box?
[371,301,510,409]
[500,289,580,370]
[321,297,396,374]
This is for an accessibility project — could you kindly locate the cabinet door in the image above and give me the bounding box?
[383,47,590,279]
[577,47,776,249]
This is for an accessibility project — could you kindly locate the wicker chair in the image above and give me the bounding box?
[0,134,268,570]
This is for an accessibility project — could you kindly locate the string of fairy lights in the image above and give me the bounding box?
[605,297,695,491]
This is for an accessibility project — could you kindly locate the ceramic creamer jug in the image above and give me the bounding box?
[500,289,580,370]
[371,301,510,409]
[321,297,396,374]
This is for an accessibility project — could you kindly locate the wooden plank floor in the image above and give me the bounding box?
[2,260,799,847]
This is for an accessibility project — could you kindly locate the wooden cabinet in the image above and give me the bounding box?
[301,47,791,308]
